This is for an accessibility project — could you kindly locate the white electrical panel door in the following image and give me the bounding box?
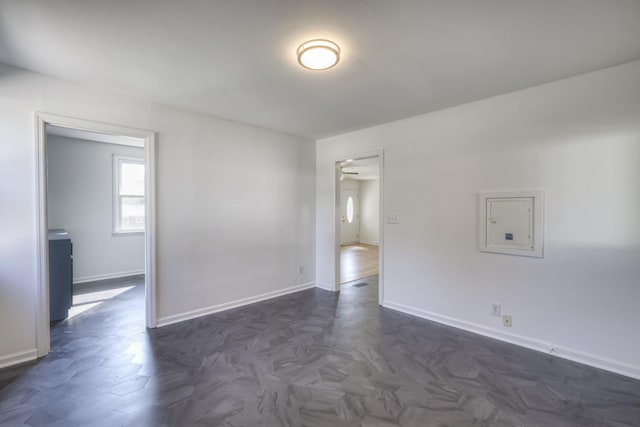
[479,191,544,258]
[486,197,533,249]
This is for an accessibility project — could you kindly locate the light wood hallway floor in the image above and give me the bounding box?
[340,243,379,284]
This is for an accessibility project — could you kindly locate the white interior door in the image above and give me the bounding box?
[341,189,359,245]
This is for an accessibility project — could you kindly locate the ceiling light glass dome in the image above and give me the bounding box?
[297,39,340,70]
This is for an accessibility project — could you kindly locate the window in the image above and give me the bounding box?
[346,196,354,223]
[113,156,145,233]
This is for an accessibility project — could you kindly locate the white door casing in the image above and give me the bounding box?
[35,112,157,358]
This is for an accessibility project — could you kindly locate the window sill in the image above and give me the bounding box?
[112,230,145,236]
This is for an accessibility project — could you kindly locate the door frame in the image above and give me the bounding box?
[35,112,158,357]
[334,150,384,305]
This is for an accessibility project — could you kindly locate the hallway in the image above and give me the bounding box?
[340,243,379,284]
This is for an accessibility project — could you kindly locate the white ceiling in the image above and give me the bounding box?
[2,1,639,139]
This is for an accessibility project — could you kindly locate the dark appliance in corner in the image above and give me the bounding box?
[48,229,73,322]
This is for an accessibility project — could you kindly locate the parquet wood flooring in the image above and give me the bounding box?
[340,243,379,284]
[1,275,639,426]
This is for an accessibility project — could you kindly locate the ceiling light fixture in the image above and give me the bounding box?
[297,39,340,70]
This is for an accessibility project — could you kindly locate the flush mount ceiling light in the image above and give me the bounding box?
[297,39,340,70]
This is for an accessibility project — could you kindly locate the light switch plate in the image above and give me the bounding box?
[387,213,399,224]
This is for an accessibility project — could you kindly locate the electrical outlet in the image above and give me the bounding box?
[491,303,501,316]
[298,266,304,275]
[502,315,512,327]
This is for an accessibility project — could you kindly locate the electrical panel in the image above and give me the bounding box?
[479,191,544,258]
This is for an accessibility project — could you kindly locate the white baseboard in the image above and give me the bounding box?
[74,269,145,284]
[157,282,316,327]
[359,240,379,246]
[0,349,37,369]
[315,282,335,292]
[383,300,640,380]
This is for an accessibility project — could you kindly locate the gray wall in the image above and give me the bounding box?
[47,135,145,283]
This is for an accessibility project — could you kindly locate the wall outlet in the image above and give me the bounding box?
[387,213,399,224]
[491,303,501,316]
[298,266,303,275]
[502,315,512,327]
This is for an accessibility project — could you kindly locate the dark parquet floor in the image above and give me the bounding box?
[1,275,639,426]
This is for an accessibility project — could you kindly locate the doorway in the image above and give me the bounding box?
[35,113,157,357]
[335,153,383,303]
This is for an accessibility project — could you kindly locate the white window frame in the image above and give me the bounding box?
[113,155,145,234]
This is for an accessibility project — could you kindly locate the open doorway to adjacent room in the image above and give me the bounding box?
[336,155,382,299]
[47,124,146,325]
[35,113,157,357]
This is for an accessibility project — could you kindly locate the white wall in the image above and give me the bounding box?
[0,63,315,367]
[47,135,145,282]
[359,179,380,245]
[316,61,640,378]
